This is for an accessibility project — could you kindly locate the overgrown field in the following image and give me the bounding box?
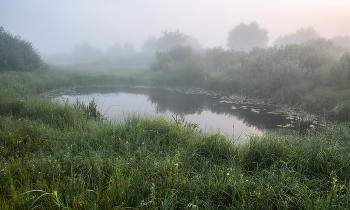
[1,69,350,209]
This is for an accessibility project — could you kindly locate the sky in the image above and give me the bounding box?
[1,0,350,54]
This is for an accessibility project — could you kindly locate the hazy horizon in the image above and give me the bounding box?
[1,0,350,55]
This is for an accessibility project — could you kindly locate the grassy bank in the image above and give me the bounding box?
[1,68,350,209]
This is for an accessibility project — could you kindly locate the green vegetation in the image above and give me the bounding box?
[226,22,269,51]
[0,26,43,72]
[1,27,350,208]
[2,69,350,209]
[147,40,350,121]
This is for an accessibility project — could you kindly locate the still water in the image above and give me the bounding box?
[54,86,297,141]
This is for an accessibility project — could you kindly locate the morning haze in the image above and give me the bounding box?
[3,1,350,208]
[1,1,350,58]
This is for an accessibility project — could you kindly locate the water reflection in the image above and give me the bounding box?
[56,86,294,139]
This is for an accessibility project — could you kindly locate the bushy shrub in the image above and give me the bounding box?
[167,45,194,62]
[170,59,205,86]
[0,26,43,71]
[149,51,170,71]
[338,51,350,83]
[149,45,206,86]
[204,47,246,69]
[326,51,350,86]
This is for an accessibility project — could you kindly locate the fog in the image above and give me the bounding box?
[1,0,350,65]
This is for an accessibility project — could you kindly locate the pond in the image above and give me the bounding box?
[52,86,318,142]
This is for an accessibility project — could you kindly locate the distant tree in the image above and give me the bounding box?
[156,29,188,51]
[106,42,135,56]
[204,46,246,68]
[332,35,350,49]
[204,46,228,68]
[337,51,350,83]
[141,30,203,53]
[0,26,43,71]
[273,27,320,46]
[330,51,350,85]
[123,42,135,54]
[304,38,344,54]
[226,22,269,52]
[106,42,123,56]
[186,36,203,51]
[71,42,103,63]
[141,36,158,52]
[104,42,123,64]
[168,45,194,62]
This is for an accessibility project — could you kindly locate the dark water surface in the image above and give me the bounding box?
[54,86,301,141]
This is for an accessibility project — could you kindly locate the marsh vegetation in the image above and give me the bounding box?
[1,26,350,209]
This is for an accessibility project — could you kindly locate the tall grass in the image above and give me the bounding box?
[1,108,350,209]
[1,69,350,209]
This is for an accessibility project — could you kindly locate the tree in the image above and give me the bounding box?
[0,26,43,71]
[141,36,158,52]
[273,27,320,46]
[226,22,268,52]
[123,42,135,55]
[71,42,103,64]
[332,35,350,49]
[338,51,350,83]
[186,36,203,51]
[141,30,203,53]
[106,42,123,56]
[156,29,188,51]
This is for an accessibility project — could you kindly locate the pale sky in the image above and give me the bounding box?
[1,0,350,54]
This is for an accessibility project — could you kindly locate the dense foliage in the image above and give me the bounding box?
[274,27,320,46]
[332,35,350,49]
[226,22,269,51]
[0,26,43,71]
[156,30,189,51]
[146,39,350,121]
[149,45,205,86]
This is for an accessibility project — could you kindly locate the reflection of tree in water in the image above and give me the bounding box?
[75,86,291,129]
[76,86,212,114]
[145,89,213,114]
[76,86,145,95]
[144,88,292,129]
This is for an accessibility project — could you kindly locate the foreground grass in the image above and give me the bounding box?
[1,69,350,209]
[1,100,350,209]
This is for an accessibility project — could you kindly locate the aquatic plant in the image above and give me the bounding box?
[73,98,102,120]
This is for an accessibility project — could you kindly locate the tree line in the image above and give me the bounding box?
[1,23,350,69]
